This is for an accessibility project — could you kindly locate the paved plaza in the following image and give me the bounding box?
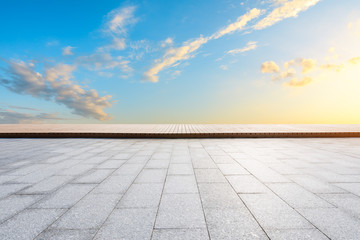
[0,138,360,239]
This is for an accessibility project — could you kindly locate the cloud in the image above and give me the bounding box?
[254,0,321,30]
[261,61,280,73]
[98,38,126,52]
[301,58,316,73]
[161,38,174,48]
[320,63,344,72]
[0,108,66,124]
[0,61,112,120]
[8,105,40,111]
[144,8,262,82]
[98,72,114,78]
[0,103,40,111]
[284,59,296,68]
[46,40,59,47]
[262,58,316,86]
[227,41,258,54]
[263,54,360,87]
[45,63,76,84]
[284,76,312,87]
[62,46,75,56]
[272,68,296,81]
[98,6,137,52]
[283,58,316,73]
[106,6,137,35]
[347,18,360,37]
[77,53,132,72]
[348,57,360,65]
[220,65,228,70]
[212,8,264,39]
[319,56,360,72]
[143,0,322,83]
[143,36,210,82]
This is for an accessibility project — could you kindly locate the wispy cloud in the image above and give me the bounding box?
[62,46,75,56]
[211,9,264,39]
[0,108,66,124]
[220,65,228,70]
[320,63,344,72]
[144,0,320,83]
[143,36,210,82]
[0,103,40,112]
[161,38,174,48]
[46,40,59,47]
[227,41,257,55]
[99,6,137,52]
[0,61,113,120]
[76,53,132,73]
[107,6,137,35]
[254,0,321,30]
[143,8,262,82]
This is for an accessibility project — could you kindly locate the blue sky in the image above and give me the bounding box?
[1,0,360,123]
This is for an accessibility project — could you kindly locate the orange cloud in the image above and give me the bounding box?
[284,76,313,87]
[261,61,280,73]
[320,64,344,72]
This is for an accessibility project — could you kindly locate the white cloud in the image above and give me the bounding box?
[98,6,137,52]
[254,0,321,30]
[220,65,228,70]
[0,108,66,124]
[144,8,262,82]
[143,0,321,83]
[161,38,174,48]
[98,38,126,52]
[261,61,280,73]
[7,105,40,111]
[98,72,114,78]
[143,36,210,82]
[211,8,264,39]
[46,40,59,46]
[0,61,112,120]
[107,6,137,35]
[227,41,258,54]
[62,46,75,56]
[77,53,132,72]
[45,64,76,84]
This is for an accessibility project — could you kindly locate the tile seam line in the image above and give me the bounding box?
[189,141,212,240]
[0,142,117,229]
[203,144,271,240]
[32,141,137,240]
[91,140,161,240]
[233,158,333,240]
[150,141,173,239]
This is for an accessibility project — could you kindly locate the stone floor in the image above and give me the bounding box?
[0,138,360,240]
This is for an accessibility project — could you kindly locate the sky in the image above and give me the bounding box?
[1,0,360,124]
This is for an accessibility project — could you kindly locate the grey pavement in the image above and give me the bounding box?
[0,138,360,239]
